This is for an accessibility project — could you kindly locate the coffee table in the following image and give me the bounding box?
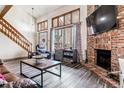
[20,59,61,88]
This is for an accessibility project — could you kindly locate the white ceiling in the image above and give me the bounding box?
[19,5,65,18]
[0,5,65,18]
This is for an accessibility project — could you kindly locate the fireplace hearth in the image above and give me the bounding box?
[96,49,111,71]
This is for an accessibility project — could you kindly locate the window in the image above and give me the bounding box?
[41,22,45,30]
[54,29,64,49]
[52,9,80,28]
[38,20,48,31]
[64,27,72,49]
[38,24,41,31]
[52,18,58,27]
[72,10,80,23]
[53,27,74,50]
[44,21,48,29]
[59,16,64,26]
[39,31,48,50]
[65,13,71,25]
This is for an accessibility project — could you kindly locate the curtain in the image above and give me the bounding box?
[72,25,76,49]
[75,23,81,61]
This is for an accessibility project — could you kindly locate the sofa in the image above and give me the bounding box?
[28,51,51,59]
[0,62,19,83]
[36,45,51,59]
[0,59,38,88]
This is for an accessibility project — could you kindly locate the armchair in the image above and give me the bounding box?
[28,45,51,59]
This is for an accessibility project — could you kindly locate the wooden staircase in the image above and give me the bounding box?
[0,18,32,52]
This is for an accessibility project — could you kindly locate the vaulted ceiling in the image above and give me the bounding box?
[0,5,65,18]
[20,5,65,18]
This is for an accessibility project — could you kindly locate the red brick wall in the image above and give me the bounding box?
[87,5,124,72]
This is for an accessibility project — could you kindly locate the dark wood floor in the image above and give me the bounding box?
[4,59,110,88]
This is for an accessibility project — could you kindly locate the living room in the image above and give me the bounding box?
[0,5,88,88]
[0,0,124,91]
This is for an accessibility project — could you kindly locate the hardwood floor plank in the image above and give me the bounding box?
[4,60,110,88]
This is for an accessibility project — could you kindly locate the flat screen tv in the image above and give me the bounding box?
[86,5,117,35]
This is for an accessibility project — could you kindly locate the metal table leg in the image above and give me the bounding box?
[60,63,61,77]
[41,70,43,88]
[20,61,22,75]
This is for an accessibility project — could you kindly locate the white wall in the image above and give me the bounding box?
[0,6,36,60]
[36,5,87,60]
[0,32,27,59]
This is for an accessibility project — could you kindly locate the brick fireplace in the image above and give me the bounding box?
[86,5,124,87]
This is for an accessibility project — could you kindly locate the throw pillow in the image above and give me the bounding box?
[0,79,7,86]
[0,74,7,86]
[4,78,38,88]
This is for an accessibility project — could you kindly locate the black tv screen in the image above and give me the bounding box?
[86,5,117,35]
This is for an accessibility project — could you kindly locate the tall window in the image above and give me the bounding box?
[52,9,80,28]
[54,29,64,49]
[37,20,48,49]
[64,27,73,49]
[38,20,48,31]
[53,27,74,50]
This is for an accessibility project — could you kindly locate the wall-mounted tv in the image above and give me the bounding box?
[86,5,117,35]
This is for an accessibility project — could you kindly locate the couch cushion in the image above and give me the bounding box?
[3,73,19,82]
[0,65,10,74]
[4,78,38,88]
[0,79,7,86]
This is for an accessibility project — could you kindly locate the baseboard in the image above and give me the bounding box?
[4,56,28,62]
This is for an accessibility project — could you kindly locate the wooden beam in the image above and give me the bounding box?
[0,5,13,18]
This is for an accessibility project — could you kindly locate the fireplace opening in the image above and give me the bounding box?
[96,49,111,71]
